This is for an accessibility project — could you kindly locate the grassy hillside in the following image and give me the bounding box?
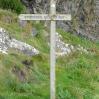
[0,9,99,99]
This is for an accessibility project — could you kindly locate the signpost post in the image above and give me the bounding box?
[19,0,71,99]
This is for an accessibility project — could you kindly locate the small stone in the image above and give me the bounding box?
[31,28,38,37]
[43,30,49,37]
[19,20,27,28]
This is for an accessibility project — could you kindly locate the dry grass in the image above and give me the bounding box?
[0,61,4,72]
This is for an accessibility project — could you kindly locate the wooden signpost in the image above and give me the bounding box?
[19,0,71,99]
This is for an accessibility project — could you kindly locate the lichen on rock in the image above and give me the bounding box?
[0,27,39,56]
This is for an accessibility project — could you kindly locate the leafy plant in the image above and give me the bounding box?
[0,0,24,14]
[83,91,93,99]
[57,87,76,99]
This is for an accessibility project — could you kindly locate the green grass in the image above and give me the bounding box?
[0,9,99,99]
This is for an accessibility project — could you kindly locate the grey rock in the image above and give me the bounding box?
[20,0,36,14]
[46,32,75,58]
[36,0,41,4]
[20,0,99,42]
[0,28,8,54]
[45,32,94,57]
[31,28,38,37]
[9,38,39,56]
[43,30,49,37]
[19,20,27,28]
[0,27,39,56]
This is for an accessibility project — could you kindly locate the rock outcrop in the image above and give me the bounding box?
[44,31,92,58]
[20,0,99,42]
[0,27,39,56]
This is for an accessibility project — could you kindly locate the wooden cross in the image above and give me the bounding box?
[19,0,71,99]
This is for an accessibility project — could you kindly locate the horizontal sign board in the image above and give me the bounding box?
[19,14,71,20]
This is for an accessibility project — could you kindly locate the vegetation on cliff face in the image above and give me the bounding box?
[20,0,99,42]
[0,9,99,99]
[0,0,24,14]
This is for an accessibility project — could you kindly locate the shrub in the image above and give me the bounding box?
[0,0,24,14]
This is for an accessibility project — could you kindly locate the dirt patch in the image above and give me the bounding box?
[12,67,26,83]
[22,59,31,69]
